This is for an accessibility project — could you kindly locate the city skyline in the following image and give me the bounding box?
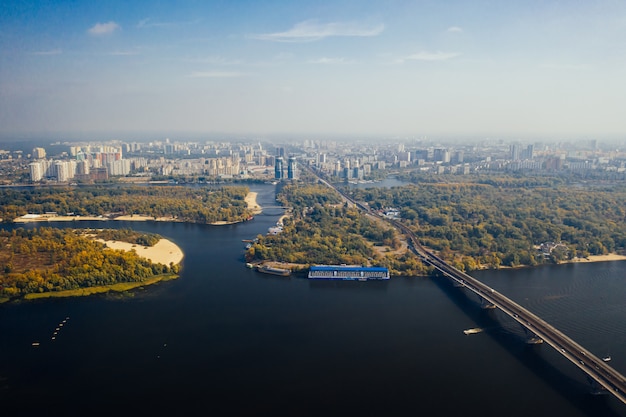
[2,1,626,140]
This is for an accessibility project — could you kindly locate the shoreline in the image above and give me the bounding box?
[564,253,626,264]
[96,238,184,266]
[486,253,626,270]
[13,191,264,226]
[210,191,263,225]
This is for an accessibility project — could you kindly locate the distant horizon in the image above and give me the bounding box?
[3,1,626,140]
[0,131,626,149]
[0,130,622,145]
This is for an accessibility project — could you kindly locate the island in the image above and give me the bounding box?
[1,185,259,225]
[0,227,183,303]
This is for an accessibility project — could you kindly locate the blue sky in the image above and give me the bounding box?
[1,0,626,140]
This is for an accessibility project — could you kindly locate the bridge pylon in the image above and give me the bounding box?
[520,325,543,344]
[480,298,496,309]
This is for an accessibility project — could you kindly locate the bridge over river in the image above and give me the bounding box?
[402,224,626,403]
[306,166,626,404]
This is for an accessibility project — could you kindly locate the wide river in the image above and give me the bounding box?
[1,183,626,417]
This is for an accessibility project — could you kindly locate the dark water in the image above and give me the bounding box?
[1,184,626,417]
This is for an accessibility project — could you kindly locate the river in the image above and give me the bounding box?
[1,183,625,417]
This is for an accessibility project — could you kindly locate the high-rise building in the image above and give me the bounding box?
[434,148,450,163]
[29,161,43,181]
[32,147,46,159]
[510,144,522,161]
[287,157,297,179]
[275,157,284,179]
[55,161,71,182]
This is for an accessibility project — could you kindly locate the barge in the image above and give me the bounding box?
[307,265,390,280]
[256,265,291,276]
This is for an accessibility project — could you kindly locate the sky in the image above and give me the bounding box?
[1,0,626,141]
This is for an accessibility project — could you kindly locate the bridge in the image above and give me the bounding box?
[305,166,626,404]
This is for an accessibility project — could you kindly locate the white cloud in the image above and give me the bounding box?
[88,21,120,36]
[397,51,460,63]
[188,71,247,78]
[447,26,463,33]
[252,20,384,42]
[30,49,62,56]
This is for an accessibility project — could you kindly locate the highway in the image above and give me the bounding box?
[306,166,626,404]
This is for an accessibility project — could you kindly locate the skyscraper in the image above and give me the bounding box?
[275,157,284,179]
[287,157,297,179]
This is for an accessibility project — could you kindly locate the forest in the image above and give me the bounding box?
[345,176,626,270]
[0,227,178,301]
[0,185,254,224]
[246,183,429,276]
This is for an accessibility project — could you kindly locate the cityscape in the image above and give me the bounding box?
[0,136,625,185]
[3,1,626,416]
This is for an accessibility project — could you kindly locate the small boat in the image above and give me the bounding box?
[32,342,40,346]
[463,328,483,335]
[602,356,611,362]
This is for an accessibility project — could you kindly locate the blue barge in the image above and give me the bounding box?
[307,265,390,280]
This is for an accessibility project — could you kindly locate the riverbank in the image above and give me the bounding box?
[13,214,179,222]
[567,253,626,263]
[245,191,263,215]
[23,273,179,300]
[12,191,262,225]
[96,238,184,266]
[210,191,262,225]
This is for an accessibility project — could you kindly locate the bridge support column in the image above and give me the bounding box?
[479,297,496,309]
[520,325,543,344]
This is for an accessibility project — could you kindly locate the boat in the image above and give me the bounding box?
[256,265,291,276]
[32,342,40,346]
[245,263,254,269]
[463,328,483,335]
[602,356,612,362]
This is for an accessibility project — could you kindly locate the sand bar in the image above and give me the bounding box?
[567,254,626,263]
[96,238,184,265]
[14,215,106,222]
[245,192,262,214]
[14,192,261,224]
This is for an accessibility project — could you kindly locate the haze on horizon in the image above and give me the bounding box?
[1,0,626,141]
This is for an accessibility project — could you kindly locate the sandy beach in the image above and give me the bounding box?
[567,253,626,263]
[15,191,263,225]
[245,191,263,214]
[210,191,263,225]
[14,214,106,222]
[97,238,184,266]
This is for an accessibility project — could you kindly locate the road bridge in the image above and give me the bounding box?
[305,166,626,404]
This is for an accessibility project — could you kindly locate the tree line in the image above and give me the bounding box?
[0,227,178,301]
[246,183,429,276]
[0,185,254,224]
[346,176,626,270]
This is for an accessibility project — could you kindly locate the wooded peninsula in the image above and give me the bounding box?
[3,175,626,300]
[0,185,255,224]
[0,227,180,302]
[247,175,626,275]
